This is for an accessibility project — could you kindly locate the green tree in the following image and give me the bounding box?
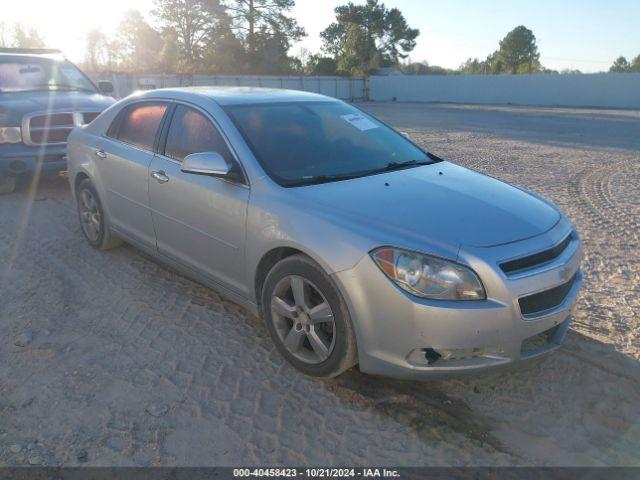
[159,30,181,72]
[401,61,452,75]
[299,52,338,75]
[609,55,640,73]
[202,14,246,73]
[310,55,338,75]
[497,25,539,74]
[0,23,11,47]
[117,10,164,72]
[459,57,487,74]
[610,56,630,72]
[224,0,305,69]
[12,24,46,48]
[249,29,301,73]
[335,22,377,75]
[401,61,430,75]
[485,50,506,74]
[84,29,109,71]
[153,0,232,72]
[321,0,418,75]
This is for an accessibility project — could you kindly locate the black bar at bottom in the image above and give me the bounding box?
[0,467,638,480]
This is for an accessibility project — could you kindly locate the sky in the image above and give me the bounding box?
[2,0,639,73]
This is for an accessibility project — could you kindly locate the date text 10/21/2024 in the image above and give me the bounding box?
[232,468,401,478]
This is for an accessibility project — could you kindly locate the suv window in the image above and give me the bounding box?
[164,105,232,162]
[113,102,167,151]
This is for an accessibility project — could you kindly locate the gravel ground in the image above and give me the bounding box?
[0,103,638,467]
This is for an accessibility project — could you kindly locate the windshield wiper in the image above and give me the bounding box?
[371,159,434,174]
[285,159,437,187]
[285,172,364,187]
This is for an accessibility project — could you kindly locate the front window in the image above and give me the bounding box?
[0,56,97,93]
[225,101,434,186]
[164,105,233,163]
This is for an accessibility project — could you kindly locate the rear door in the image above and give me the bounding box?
[98,101,169,246]
[148,103,250,295]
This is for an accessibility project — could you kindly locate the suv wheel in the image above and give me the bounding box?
[261,254,358,378]
[76,178,122,250]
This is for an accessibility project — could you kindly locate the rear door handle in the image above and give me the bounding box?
[95,149,107,159]
[151,170,170,184]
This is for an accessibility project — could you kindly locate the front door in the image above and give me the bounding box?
[148,104,250,295]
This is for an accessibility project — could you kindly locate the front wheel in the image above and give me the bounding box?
[261,254,358,378]
[76,178,122,250]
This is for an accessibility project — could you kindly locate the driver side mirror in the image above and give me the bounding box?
[181,152,236,180]
[98,80,114,95]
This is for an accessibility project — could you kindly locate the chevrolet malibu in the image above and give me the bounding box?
[67,87,583,379]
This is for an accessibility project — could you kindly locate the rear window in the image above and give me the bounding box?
[114,103,167,151]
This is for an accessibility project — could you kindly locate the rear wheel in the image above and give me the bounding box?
[76,178,122,250]
[261,254,357,377]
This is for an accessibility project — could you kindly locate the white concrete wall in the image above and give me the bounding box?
[369,73,640,109]
[89,73,367,101]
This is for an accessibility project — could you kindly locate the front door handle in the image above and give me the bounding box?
[95,149,107,159]
[151,170,170,184]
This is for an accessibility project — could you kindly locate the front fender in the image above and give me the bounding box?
[244,196,374,303]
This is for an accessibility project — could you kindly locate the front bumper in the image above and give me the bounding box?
[0,144,67,176]
[333,217,583,379]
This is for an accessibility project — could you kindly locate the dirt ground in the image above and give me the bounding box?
[0,103,638,467]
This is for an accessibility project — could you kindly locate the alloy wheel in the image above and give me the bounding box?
[79,189,101,242]
[270,275,336,364]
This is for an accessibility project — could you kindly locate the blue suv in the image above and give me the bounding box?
[0,48,116,193]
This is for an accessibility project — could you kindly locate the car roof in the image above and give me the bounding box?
[0,51,66,61]
[136,86,338,106]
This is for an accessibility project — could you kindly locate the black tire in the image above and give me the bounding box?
[76,178,122,250]
[261,254,358,378]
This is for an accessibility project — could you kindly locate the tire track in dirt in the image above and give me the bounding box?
[571,159,640,237]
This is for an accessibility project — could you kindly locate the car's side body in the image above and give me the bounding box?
[67,87,582,379]
[68,89,378,309]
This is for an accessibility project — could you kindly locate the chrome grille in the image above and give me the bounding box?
[23,111,101,146]
[29,113,74,127]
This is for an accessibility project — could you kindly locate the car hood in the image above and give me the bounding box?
[0,90,115,125]
[294,161,560,249]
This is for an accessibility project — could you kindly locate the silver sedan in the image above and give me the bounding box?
[67,87,583,379]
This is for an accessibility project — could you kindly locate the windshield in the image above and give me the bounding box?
[225,101,434,186]
[0,57,97,93]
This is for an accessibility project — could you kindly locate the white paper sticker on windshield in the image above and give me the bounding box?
[340,113,379,131]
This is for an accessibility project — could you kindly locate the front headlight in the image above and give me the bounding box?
[0,127,22,144]
[371,247,486,300]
